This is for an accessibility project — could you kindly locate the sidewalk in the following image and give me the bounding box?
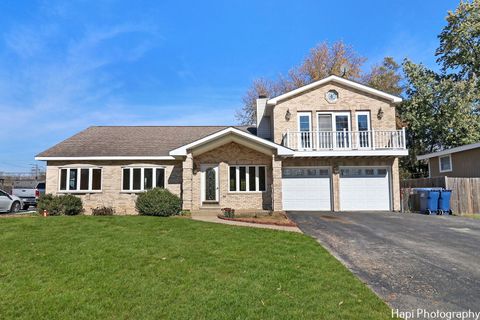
[191,212,302,233]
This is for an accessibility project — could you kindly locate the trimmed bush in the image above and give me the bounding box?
[36,194,83,216]
[92,206,115,216]
[61,195,83,215]
[136,188,181,216]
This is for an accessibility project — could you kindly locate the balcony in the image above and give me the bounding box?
[282,129,407,155]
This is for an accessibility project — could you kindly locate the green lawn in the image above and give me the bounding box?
[0,216,391,319]
[460,214,480,219]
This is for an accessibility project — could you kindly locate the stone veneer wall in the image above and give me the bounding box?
[272,82,397,145]
[45,160,182,215]
[189,142,273,211]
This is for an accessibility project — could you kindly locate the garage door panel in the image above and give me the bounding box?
[339,167,390,211]
[282,167,331,211]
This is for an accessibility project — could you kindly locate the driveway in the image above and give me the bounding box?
[288,211,480,315]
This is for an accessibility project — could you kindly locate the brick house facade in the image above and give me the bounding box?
[37,75,407,214]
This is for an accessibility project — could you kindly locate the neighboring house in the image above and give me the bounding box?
[417,142,480,178]
[35,75,408,214]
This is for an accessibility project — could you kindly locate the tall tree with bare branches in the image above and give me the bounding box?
[236,41,400,125]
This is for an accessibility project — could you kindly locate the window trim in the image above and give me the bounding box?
[58,167,103,193]
[355,111,371,131]
[297,112,312,132]
[438,155,452,173]
[121,166,166,193]
[229,165,267,193]
[316,112,352,132]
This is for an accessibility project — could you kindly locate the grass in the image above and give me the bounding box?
[459,214,480,219]
[0,216,391,319]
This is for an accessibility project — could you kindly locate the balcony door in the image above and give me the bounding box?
[356,112,371,148]
[297,112,312,149]
[317,112,351,149]
[318,114,333,149]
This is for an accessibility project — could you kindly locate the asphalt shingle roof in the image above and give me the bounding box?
[36,126,256,157]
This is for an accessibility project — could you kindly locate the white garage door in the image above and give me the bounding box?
[339,167,391,211]
[282,167,331,211]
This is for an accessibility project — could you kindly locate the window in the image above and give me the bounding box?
[340,168,388,177]
[356,112,371,148]
[298,112,312,149]
[59,167,102,192]
[122,167,165,192]
[229,167,236,191]
[377,169,388,176]
[239,166,246,191]
[299,114,311,131]
[356,113,370,131]
[69,169,78,190]
[439,155,452,173]
[249,167,256,191]
[229,166,266,192]
[316,112,351,149]
[282,167,330,178]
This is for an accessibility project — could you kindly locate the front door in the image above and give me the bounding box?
[201,165,219,202]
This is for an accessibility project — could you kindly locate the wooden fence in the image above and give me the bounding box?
[401,177,480,214]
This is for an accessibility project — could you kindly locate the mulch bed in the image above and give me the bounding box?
[217,214,297,227]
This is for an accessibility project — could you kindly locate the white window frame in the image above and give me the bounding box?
[355,111,371,131]
[229,165,266,193]
[297,112,312,132]
[439,155,452,173]
[121,166,166,192]
[316,112,351,149]
[316,112,352,132]
[58,167,103,193]
[355,111,371,149]
[298,112,312,149]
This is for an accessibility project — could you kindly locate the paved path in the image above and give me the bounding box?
[288,211,480,316]
[191,212,302,233]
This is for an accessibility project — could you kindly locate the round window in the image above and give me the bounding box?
[325,90,339,103]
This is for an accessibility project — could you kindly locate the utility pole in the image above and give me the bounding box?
[30,164,39,181]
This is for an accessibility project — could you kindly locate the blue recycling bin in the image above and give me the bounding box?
[438,190,453,215]
[417,189,440,215]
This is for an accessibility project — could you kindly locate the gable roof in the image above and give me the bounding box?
[266,75,403,105]
[35,126,256,160]
[417,142,480,160]
[169,127,293,156]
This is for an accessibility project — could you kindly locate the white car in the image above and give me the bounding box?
[0,189,23,213]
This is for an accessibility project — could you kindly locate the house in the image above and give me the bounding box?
[417,142,480,178]
[35,75,408,214]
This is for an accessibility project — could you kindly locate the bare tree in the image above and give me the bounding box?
[236,41,367,125]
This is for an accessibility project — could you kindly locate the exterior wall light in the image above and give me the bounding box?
[377,108,384,120]
[285,109,291,121]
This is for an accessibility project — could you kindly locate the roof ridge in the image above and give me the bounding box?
[90,125,248,128]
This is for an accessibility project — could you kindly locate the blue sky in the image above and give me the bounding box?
[0,0,460,172]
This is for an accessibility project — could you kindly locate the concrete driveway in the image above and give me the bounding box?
[288,211,480,315]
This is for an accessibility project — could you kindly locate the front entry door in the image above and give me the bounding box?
[201,165,219,202]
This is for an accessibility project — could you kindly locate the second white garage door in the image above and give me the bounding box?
[339,167,391,211]
[282,167,331,211]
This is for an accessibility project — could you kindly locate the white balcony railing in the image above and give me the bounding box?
[282,129,406,151]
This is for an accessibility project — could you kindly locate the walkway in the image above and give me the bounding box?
[191,212,302,233]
